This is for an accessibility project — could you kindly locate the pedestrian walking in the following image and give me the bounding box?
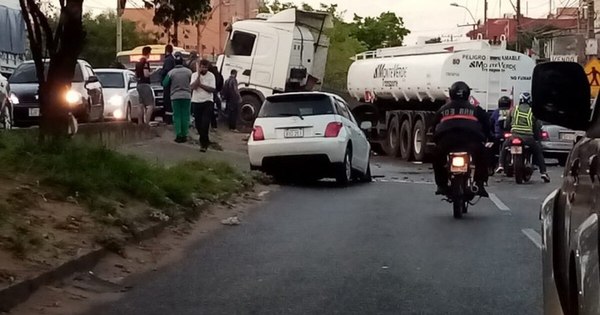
[160,44,176,124]
[221,69,241,131]
[135,46,155,124]
[191,59,216,152]
[209,65,224,130]
[162,52,193,143]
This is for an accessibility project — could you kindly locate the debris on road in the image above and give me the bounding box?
[221,216,241,226]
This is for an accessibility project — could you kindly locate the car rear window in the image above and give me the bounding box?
[259,94,334,118]
[97,72,125,88]
[9,63,84,84]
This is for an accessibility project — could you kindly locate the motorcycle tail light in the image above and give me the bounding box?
[452,156,466,168]
[504,132,512,139]
[511,138,522,145]
[449,152,470,173]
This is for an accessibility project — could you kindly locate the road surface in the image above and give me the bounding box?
[86,157,559,315]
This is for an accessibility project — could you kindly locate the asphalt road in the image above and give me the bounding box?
[86,157,561,315]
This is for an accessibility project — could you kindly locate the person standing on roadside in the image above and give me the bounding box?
[209,65,224,130]
[191,59,216,152]
[162,53,193,143]
[160,44,176,124]
[135,46,155,124]
[221,69,241,131]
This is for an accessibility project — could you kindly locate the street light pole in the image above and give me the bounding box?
[116,0,124,53]
[450,2,478,31]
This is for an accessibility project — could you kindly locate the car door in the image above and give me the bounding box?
[83,63,103,113]
[334,98,368,172]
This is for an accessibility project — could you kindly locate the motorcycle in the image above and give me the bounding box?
[445,152,478,219]
[507,136,533,184]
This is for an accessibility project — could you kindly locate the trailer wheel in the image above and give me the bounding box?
[412,119,427,161]
[399,119,413,160]
[240,94,262,128]
[384,116,401,157]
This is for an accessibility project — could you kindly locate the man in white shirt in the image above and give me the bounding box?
[190,59,216,152]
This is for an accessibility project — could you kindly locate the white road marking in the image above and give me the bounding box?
[522,229,543,250]
[489,193,511,212]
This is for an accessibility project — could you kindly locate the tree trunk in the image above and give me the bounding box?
[172,22,179,46]
[39,0,85,139]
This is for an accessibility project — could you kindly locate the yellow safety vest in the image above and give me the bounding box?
[511,105,534,135]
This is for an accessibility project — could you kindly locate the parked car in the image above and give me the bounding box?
[533,62,600,315]
[8,60,104,126]
[95,69,143,122]
[149,69,165,121]
[248,92,372,185]
[540,122,585,166]
[0,73,12,129]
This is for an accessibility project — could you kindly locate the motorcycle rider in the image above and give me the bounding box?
[432,81,492,198]
[495,92,551,183]
[490,96,512,140]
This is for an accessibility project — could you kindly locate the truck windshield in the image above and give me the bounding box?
[259,94,334,118]
[9,63,84,84]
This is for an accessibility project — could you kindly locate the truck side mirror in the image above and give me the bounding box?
[532,62,593,131]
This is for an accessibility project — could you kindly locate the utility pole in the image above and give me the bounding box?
[516,0,522,52]
[484,0,488,39]
[588,0,595,40]
[116,0,125,53]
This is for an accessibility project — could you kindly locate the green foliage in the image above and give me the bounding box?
[351,12,410,50]
[143,0,212,46]
[80,12,156,68]
[0,133,250,209]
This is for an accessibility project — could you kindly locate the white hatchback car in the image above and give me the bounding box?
[248,92,372,185]
[95,69,142,121]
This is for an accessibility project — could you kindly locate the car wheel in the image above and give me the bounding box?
[126,103,132,122]
[360,160,372,183]
[336,147,352,186]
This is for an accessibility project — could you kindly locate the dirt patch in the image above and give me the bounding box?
[7,185,276,315]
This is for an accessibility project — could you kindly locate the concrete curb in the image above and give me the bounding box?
[0,220,170,312]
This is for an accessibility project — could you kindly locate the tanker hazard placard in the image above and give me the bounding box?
[374,64,407,87]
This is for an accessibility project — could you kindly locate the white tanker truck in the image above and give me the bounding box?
[348,40,535,161]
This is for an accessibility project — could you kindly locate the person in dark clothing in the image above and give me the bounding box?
[209,65,224,129]
[160,45,176,124]
[432,81,492,197]
[221,69,241,131]
[135,46,155,124]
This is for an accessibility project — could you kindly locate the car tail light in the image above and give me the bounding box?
[325,122,343,138]
[541,131,549,140]
[504,132,512,139]
[252,126,264,141]
[511,138,522,145]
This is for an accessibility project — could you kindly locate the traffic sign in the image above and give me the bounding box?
[584,57,600,98]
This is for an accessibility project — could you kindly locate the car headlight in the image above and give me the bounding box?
[9,93,19,105]
[65,90,82,105]
[113,109,124,119]
[109,95,124,107]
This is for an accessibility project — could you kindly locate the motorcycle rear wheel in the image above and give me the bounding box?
[514,155,524,184]
[451,178,465,219]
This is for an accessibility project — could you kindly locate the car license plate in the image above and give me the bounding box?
[284,128,304,138]
[510,146,522,154]
[28,108,40,117]
[559,133,576,141]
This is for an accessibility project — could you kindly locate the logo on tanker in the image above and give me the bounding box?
[373,64,407,88]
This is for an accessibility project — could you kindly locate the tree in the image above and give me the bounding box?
[143,0,211,46]
[19,0,86,138]
[351,12,410,50]
[80,13,155,68]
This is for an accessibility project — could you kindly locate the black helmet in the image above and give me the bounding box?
[449,81,471,101]
[498,96,511,109]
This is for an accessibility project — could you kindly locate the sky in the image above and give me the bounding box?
[77,0,576,45]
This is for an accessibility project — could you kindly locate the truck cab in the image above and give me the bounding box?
[217,9,332,127]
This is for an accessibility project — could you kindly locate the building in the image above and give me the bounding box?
[467,12,579,44]
[123,0,260,59]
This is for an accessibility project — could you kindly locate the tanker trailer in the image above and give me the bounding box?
[348,41,535,161]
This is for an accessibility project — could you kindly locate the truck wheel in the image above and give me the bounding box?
[412,119,427,161]
[384,116,401,157]
[240,94,262,128]
[399,119,413,161]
